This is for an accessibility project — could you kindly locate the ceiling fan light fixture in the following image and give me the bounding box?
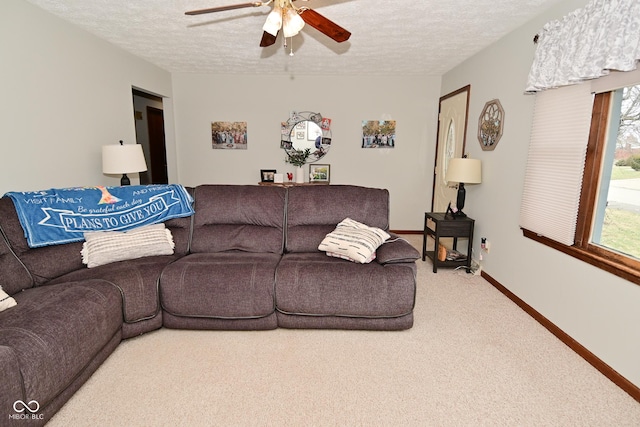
[262,5,282,36]
[185,0,350,49]
[282,8,305,38]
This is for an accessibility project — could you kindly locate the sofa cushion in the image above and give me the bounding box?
[0,280,122,410]
[164,211,193,256]
[275,252,416,319]
[0,198,35,293]
[375,235,421,264]
[0,345,23,417]
[319,218,390,263]
[0,242,32,295]
[160,252,279,320]
[0,259,32,299]
[286,185,390,253]
[0,197,84,286]
[81,223,175,268]
[0,195,192,287]
[190,185,286,254]
[48,255,178,328]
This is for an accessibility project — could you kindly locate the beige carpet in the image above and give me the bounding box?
[49,235,640,426]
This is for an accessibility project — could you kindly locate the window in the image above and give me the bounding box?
[444,119,456,184]
[588,85,640,260]
[521,71,640,286]
[571,84,640,283]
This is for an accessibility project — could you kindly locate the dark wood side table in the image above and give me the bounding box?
[258,182,329,187]
[422,212,475,273]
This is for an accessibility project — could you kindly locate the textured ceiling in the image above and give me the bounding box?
[24,0,563,76]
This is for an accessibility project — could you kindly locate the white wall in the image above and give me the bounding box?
[0,0,175,194]
[442,0,640,388]
[172,73,441,229]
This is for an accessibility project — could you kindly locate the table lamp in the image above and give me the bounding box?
[102,141,147,186]
[445,157,482,217]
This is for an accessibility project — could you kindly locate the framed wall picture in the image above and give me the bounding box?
[478,99,504,151]
[211,121,247,149]
[361,120,396,148]
[310,164,330,183]
[260,169,276,182]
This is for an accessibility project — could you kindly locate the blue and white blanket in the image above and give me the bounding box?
[5,184,194,248]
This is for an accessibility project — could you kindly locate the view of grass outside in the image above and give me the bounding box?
[596,84,640,261]
[611,165,640,180]
[600,165,640,260]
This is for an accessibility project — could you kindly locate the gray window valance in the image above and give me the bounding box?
[526,0,640,92]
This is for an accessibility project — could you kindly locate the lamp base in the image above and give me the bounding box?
[455,182,467,216]
[120,173,131,186]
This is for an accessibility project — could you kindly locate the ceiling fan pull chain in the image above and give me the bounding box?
[289,37,294,56]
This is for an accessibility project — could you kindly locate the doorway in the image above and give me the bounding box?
[132,89,168,185]
[431,85,470,212]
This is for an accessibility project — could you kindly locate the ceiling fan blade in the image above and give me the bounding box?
[298,9,351,43]
[260,31,278,47]
[185,2,263,16]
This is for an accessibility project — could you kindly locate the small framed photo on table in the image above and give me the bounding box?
[309,164,330,183]
[260,169,276,182]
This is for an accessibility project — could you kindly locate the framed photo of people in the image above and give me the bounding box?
[361,120,396,148]
[212,121,247,149]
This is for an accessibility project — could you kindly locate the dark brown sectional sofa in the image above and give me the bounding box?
[0,184,419,425]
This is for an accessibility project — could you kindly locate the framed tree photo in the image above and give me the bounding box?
[310,164,330,183]
[361,120,396,148]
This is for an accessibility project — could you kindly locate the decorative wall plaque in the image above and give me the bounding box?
[478,99,504,151]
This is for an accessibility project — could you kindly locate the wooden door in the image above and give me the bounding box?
[146,106,168,184]
[431,85,470,212]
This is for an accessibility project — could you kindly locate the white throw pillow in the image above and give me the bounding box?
[318,218,390,264]
[0,286,17,312]
[81,223,175,268]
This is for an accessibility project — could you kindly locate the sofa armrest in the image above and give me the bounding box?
[0,345,24,409]
[375,236,420,265]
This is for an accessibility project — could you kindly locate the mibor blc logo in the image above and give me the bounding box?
[9,400,43,421]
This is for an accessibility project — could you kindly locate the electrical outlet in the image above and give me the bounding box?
[481,237,490,253]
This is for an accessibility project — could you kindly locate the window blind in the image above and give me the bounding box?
[519,84,595,245]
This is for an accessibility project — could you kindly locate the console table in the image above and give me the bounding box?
[422,212,474,273]
[258,182,329,187]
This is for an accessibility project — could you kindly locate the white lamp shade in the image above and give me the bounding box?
[282,9,305,38]
[263,6,282,36]
[445,158,482,184]
[102,144,147,174]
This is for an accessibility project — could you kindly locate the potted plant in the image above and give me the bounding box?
[285,148,311,183]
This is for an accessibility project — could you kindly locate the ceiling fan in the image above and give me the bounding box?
[185,0,351,48]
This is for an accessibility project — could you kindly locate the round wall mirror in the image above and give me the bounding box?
[281,111,332,163]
